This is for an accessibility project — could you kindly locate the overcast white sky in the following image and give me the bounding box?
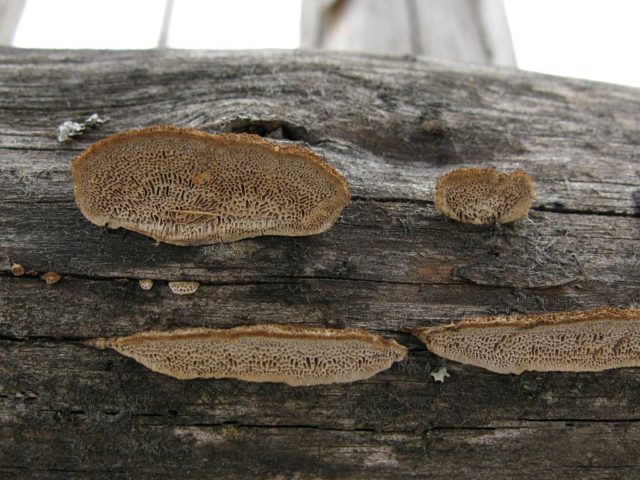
[11,0,640,88]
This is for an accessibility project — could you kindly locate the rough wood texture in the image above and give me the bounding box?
[301,0,516,65]
[0,48,639,479]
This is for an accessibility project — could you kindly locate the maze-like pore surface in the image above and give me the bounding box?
[435,167,534,224]
[414,307,640,374]
[107,325,407,386]
[72,126,349,245]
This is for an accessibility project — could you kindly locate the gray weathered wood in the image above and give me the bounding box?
[0,48,639,479]
[301,0,517,65]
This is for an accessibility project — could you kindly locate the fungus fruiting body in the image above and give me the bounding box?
[11,263,25,276]
[168,281,199,295]
[84,324,407,386]
[435,167,535,224]
[71,126,350,245]
[139,279,154,290]
[41,272,62,285]
[413,307,640,374]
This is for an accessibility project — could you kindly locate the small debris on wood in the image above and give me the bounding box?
[430,366,450,383]
[10,263,25,276]
[57,113,108,142]
[139,278,154,290]
[168,281,200,295]
[41,271,62,285]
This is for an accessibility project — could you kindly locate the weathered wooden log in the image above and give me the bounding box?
[0,48,639,479]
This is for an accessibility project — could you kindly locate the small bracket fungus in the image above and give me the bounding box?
[41,272,62,285]
[139,278,154,290]
[84,324,407,386]
[71,126,350,245]
[11,263,25,276]
[413,307,640,374]
[168,281,199,295]
[435,167,535,224]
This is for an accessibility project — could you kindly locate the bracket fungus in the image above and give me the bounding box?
[168,281,199,295]
[41,272,62,285]
[84,324,407,386]
[71,126,350,245]
[11,263,25,276]
[435,167,535,224]
[413,307,640,374]
[138,278,154,291]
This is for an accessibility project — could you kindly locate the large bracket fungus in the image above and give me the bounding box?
[435,167,535,224]
[413,307,640,374]
[72,126,350,245]
[85,324,407,386]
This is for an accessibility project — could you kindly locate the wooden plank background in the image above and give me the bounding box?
[0,48,639,479]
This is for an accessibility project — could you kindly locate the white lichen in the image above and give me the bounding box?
[430,366,450,383]
[57,113,108,143]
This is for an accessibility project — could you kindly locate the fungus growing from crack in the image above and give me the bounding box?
[84,324,407,386]
[139,278,154,290]
[71,125,350,245]
[413,307,640,374]
[41,272,62,285]
[435,167,535,224]
[11,263,25,276]
[168,281,199,295]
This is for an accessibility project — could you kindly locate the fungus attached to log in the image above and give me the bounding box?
[168,281,199,295]
[11,263,24,276]
[84,324,407,386]
[41,272,62,285]
[413,307,640,374]
[71,126,350,245]
[139,279,154,290]
[435,167,534,224]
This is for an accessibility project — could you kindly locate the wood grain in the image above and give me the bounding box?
[0,47,639,479]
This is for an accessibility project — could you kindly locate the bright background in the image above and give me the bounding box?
[11,0,640,88]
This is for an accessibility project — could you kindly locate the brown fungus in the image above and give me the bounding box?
[413,307,640,374]
[435,167,535,224]
[168,281,199,295]
[84,324,407,386]
[71,126,350,245]
[41,272,62,285]
[11,263,25,277]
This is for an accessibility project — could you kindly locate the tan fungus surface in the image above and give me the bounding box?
[84,324,407,386]
[413,307,640,374]
[71,126,350,245]
[435,167,535,224]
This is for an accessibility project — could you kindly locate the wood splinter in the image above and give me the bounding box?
[413,307,640,374]
[84,324,407,386]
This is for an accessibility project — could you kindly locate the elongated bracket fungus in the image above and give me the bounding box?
[413,307,640,374]
[84,324,407,386]
[168,281,199,295]
[71,126,350,245]
[435,167,535,224]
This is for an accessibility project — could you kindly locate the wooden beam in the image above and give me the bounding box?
[0,48,639,478]
[301,0,516,65]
